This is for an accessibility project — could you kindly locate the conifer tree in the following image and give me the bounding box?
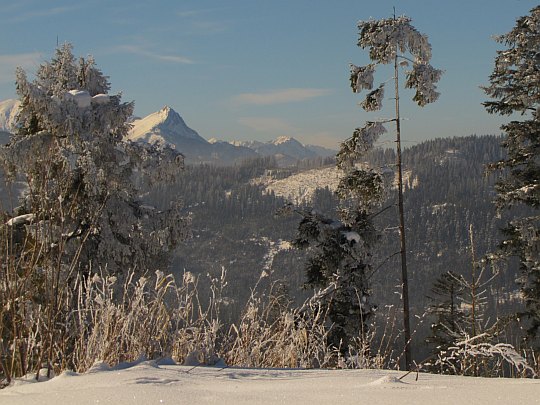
[426,271,468,360]
[350,13,442,368]
[290,104,387,355]
[1,43,190,278]
[483,6,540,344]
[291,176,381,352]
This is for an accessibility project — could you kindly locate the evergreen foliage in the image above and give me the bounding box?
[291,208,377,350]
[352,15,442,109]
[425,271,469,373]
[427,271,468,349]
[483,6,540,343]
[1,43,190,278]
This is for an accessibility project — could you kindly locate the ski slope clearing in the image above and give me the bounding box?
[260,166,341,203]
[1,361,538,405]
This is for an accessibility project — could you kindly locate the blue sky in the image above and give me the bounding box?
[0,0,536,148]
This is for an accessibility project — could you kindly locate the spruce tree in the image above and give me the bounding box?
[483,6,540,344]
[426,271,468,370]
[290,115,386,355]
[291,191,380,352]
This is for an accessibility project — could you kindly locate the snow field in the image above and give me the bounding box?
[2,360,539,405]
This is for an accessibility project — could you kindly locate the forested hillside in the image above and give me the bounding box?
[367,136,521,354]
[160,135,522,359]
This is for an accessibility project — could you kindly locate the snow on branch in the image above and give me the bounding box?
[349,64,375,93]
[428,333,537,377]
[358,16,432,64]
[336,168,385,209]
[5,213,35,227]
[405,63,443,106]
[360,84,385,111]
[354,15,442,107]
[337,121,386,169]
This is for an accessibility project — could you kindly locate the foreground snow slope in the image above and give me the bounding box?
[2,361,538,405]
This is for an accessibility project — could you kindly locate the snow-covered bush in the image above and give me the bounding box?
[425,334,536,378]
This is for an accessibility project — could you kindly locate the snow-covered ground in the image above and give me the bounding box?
[2,360,538,405]
[258,166,341,203]
[257,165,417,205]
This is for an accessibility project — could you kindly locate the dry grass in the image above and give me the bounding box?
[1,228,537,385]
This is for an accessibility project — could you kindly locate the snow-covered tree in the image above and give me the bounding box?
[1,43,190,278]
[291,205,379,352]
[350,13,442,368]
[290,116,387,354]
[483,6,540,345]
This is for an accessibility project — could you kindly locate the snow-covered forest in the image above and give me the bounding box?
[1,5,540,404]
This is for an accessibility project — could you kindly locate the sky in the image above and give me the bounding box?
[0,0,537,148]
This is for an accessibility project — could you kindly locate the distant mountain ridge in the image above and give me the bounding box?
[128,106,258,165]
[230,136,336,159]
[0,101,336,165]
[128,106,336,165]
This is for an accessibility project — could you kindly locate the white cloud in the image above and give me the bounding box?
[232,88,332,106]
[116,45,194,64]
[0,53,42,83]
[238,117,297,133]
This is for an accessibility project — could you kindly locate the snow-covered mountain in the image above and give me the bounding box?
[230,136,336,165]
[0,99,20,132]
[234,136,316,160]
[128,106,257,165]
[129,106,207,145]
[129,106,336,166]
[0,99,20,145]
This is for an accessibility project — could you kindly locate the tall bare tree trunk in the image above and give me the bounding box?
[469,224,478,376]
[394,51,411,370]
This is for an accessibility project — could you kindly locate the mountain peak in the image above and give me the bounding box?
[159,106,187,128]
[273,136,296,145]
[159,105,173,116]
[0,99,20,132]
[232,136,318,162]
[128,106,207,146]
